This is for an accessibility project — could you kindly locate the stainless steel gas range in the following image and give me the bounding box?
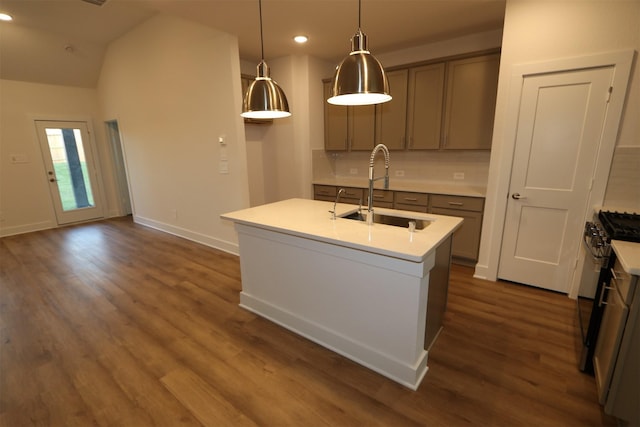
[577,210,640,374]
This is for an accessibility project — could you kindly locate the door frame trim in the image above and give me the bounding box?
[474,49,635,296]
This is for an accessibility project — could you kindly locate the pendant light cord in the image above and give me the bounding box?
[358,0,362,31]
[259,0,265,60]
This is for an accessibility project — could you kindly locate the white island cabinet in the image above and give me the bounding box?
[221,198,463,390]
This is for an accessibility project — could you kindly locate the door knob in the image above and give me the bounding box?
[512,193,526,200]
[49,178,56,182]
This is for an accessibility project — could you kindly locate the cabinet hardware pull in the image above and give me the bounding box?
[373,195,384,198]
[404,197,418,202]
[598,285,614,307]
[448,202,464,206]
[610,268,623,281]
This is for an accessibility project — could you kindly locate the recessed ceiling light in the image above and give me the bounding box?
[293,35,308,44]
[0,13,13,21]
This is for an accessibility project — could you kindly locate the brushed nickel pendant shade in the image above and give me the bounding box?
[328,0,391,106]
[241,0,291,119]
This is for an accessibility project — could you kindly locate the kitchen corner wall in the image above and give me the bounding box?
[98,14,250,253]
[242,55,334,206]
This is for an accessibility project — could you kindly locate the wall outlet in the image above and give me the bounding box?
[349,168,358,175]
[395,170,405,177]
[171,209,177,219]
[453,172,465,180]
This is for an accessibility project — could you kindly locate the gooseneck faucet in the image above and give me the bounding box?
[329,188,346,220]
[367,144,390,225]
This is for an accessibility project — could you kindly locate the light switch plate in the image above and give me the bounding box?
[219,160,229,174]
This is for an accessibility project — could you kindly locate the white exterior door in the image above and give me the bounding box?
[498,66,614,293]
[36,120,105,225]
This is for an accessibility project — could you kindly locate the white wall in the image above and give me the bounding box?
[0,79,119,236]
[242,55,334,204]
[475,0,640,281]
[97,14,250,252]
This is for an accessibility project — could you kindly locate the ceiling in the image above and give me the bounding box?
[0,0,506,88]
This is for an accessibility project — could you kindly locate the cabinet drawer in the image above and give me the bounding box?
[431,195,484,212]
[372,189,394,203]
[314,185,337,198]
[395,203,428,213]
[339,187,364,202]
[394,191,429,207]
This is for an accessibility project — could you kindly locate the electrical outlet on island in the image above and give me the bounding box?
[453,172,465,180]
[349,168,358,175]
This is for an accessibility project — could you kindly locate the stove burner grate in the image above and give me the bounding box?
[598,211,640,243]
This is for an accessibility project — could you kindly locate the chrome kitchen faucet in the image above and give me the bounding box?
[329,188,346,220]
[367,144,390,225]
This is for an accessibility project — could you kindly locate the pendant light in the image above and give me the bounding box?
[241,0,291,119]
[327,0,391,106]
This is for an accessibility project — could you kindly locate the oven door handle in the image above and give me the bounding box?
[598,285,614,307]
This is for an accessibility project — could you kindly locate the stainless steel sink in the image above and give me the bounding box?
[341,211,430,230]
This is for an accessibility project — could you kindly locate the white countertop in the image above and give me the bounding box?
[612,240,640,276]
[221,198,463,263]
[313,178,486,198]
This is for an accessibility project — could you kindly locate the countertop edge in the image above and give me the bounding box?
[611,240,640,276]
[222,199,463,263]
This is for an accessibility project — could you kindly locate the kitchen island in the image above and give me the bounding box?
[221,198,463,389]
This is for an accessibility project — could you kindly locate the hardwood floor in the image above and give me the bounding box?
[1,217,616,426]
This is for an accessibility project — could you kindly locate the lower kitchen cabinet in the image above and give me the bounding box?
[431,208,482,262]
[340,187,364,205]
[372,189,394,208]
[313,185,337,202]
[430,194,483,263]
[594,255,639,425]
[394,191,429,213]
[313,185,484,264]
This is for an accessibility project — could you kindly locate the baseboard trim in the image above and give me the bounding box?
[133,215,239,256]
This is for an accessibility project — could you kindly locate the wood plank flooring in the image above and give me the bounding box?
[0,217,616,426]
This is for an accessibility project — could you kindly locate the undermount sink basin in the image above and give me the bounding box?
[341,211,430,230]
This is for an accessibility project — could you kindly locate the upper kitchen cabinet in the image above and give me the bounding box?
[442,53,500,150]
[322,51,500,152]
[323,80,348,150]
[406,63,446,150]
[323,80,376,151]
[375,69,409,150]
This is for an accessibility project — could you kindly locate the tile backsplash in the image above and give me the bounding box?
[313,150,491,187]
[313,145,639,212]
[603,146,640,212]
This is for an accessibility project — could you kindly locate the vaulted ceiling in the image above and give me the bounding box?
[0,0,506,88]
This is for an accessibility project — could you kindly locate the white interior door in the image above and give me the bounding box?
[36,120,105,225]
[498,66,614,293]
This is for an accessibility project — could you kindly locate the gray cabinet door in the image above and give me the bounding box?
[442,54,499,149]
[323,81,348,151]
[376,69,408,150]
[407,63,445,150]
